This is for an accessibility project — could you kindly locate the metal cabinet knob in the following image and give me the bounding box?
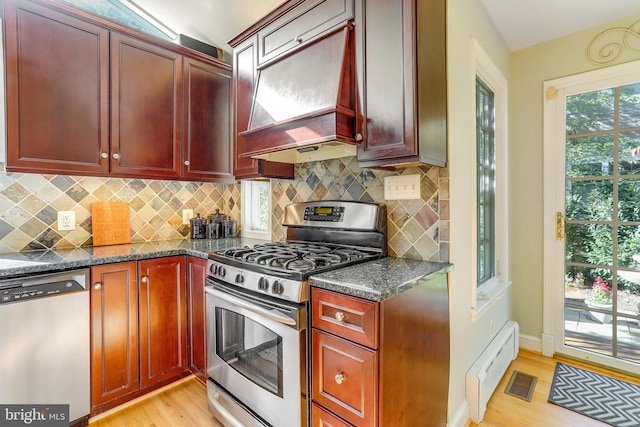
[94,283,102,290]
[184,160,190,166]
[141,276,149,284]
[100,152,108,159]
[335,311,346,322]
[294,36,302,43]
[355,133,363,142]
[335,372,346,384]
[112,153,120,160]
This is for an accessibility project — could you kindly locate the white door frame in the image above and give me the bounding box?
[543,60,640,371]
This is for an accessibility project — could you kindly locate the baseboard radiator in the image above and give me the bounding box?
[466,320,519,423]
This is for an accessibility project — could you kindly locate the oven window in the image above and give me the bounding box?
[215,307,283,397]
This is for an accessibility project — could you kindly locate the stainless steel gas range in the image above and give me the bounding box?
[204,201,386,427]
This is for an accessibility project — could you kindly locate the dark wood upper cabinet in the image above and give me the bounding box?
[4,0,110,175]
[355,0,447,168]
[256,0,354,66]
[110,33,182,179]
[182,58,235,181]
[4,0,235,182]
[231,34,294,180]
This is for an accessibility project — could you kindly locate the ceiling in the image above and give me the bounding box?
[130,0,640,53]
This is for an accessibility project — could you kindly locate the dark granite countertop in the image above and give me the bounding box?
[309,257,453,301]
[0,238,268,279]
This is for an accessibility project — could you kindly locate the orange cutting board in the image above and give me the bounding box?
[91,202,131,246]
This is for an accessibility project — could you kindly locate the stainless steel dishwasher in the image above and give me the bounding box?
[0,268,91,426]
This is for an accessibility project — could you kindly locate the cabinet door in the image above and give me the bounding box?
[355,0,446,168]
[187,257,207,382]
[110,33,182,179]
[138,256,187,388]
[4,0,109,175]
[312,330,377,427]
[232,35,294,180]
[182,57,233,181]
[90,262,138,409]
[257,0,354,65]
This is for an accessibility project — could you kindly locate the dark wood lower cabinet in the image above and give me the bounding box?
[90,257,189,416]
[187,257,207,383]
[90,262,138,410]
[311,272,450,426]
[138,257,187,388]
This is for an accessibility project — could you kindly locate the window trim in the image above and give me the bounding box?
[470,39,511,319]
[241,180,272,240]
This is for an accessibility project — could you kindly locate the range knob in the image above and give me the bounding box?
[217,266,226,278]
[258,277,270,291]
[272,280,284,295]
[235,273,244,284]
[209,264,218,275]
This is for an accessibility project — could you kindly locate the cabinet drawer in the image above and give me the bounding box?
[257,0,353,65]
[312,288,378,348]
[313,403,353,427]
[312,330,377,427]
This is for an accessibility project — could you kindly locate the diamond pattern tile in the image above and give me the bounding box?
[271,157,449,261]
[0,155,447,261]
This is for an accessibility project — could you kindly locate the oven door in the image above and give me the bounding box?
[205,280,307,427]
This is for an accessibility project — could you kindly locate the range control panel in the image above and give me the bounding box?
[303,206,345,222]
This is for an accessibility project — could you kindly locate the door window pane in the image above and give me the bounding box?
[619,83,640,129]
[565,180,613,221]
[566,88,615,135]
[566,135,614,177]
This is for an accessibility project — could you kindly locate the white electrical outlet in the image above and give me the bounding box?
[57,211,75,231]
[384,174,421,200]
[182,209,194,225]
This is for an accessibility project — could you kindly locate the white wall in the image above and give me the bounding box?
[447,0,512,424]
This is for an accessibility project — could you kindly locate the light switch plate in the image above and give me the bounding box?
[384,174,421,200]
[57,211,75,231]
[182,209,194,225]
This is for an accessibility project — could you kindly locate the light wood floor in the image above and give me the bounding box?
[88,351,640,427]
[471,349,640,427]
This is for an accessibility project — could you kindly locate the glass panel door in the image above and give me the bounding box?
[564,83,640,364]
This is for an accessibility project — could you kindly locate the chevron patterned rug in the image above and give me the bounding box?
[548,362,640,427]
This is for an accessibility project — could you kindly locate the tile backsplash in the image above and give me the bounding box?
[0,156,449,263]
[0,163,240,253]
[271,157,449,262]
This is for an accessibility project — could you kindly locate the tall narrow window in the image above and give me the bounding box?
[241,181,271,240]
[476,78,496,286]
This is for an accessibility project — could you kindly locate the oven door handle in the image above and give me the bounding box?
[207,287,296,326]
[210,392,246,427]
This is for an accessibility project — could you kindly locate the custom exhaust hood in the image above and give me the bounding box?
[237,25,358,164]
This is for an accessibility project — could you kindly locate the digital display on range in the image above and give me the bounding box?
[314,207,333,215]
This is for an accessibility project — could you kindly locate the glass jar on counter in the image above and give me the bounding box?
[190,213,207,239]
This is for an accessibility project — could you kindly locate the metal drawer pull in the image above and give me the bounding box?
[93,283,102,290]
[335,311,346,322]
[335,372,346,384]
[211,393,245,427]
[294,35,302,43]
